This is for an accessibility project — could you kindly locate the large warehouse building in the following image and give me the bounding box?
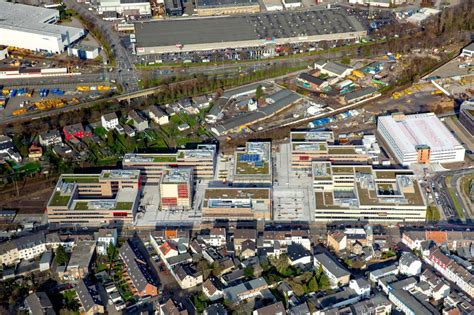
[134,8,367,55]
[377,113,465,165]
[0,2,85,54]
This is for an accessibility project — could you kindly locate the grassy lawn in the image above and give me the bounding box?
[74,202,90,210]
[115,202,133,210]
[449,190,464,220]
[426,205,441,221]
[49,192,72,206]
[63,176,99,183]
[153,156,177,162]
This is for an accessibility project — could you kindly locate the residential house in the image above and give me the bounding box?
[350,294,392,314]
[240,240,256,259]
[202,278,224,301]
[368,263,399,283]
[253,302,285,315]
[0,231,47,266]
[327,230,347,253]
[399,251,422,276]
[221,269,246,286]
[119,240,159,297]
[205,227,227,247]
[313,252,351,288]
[39,251,53,272]
[193,95,211,109]
[160,298,188,315]
[39,130,62,147]
[418,269,450,301]
[426,247,474,298]
[287,243,312,267]
[95,228,117,256]
[24,292,55,315]
[101,112,119,131]
[178,123,190,131]
[28,144,43,160]
[128,110,149,132]
[296,72,328,91]
[223,277,268,303]
[75,279,104,315]
[234,229,257,253]
[204,303,227,315]
[173,264,203,289]
[65,241,96,280]
[123,124,136,137]
[145,105,169,125]
[349,278,371,298]
[63,123,92,141]
[157,240,180,261]
[314,61,353,79]
[0,135,22,163]
[177,97,197,114]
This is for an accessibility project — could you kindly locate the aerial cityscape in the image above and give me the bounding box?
[0,0,473,314]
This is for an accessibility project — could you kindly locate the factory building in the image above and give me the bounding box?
[0,2,85,54]
[134,8,366,55]
[195,0,260,16]
[377,113,465,165]
[47,170,141,226]
[202,187,272,220]
[313,163,426,223]
[459,100,474,135]
[123,144,216,183]
[160,168,193,211]
[98,0,152,17]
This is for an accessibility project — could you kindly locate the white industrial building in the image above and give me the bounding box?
[377,113,465,165]
[98,0,152,17]
[0,2,85,54]
[68,45,100,60]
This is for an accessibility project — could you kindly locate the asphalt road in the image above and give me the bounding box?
[62,0,140,92]
[432,168,474,223]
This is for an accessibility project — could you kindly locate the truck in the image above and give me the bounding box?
[0,96,6,108]
[97,85,110,91]
[39,89,49,97]
[13,108,27,116]
[51,88,65,95]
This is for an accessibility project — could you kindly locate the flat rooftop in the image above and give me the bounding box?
[205,187,271,200]
[313,163,426,210]
[0,2,83,39]
[162,168,192,183]
[196,0,259,8]
[135,8,365,48]
[378,113,463,154]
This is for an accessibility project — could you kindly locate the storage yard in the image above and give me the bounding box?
[134,8,366,55]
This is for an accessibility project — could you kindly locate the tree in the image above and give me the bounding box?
[318,273,331,290]
[255,85,263,99]
[307,276,319,292]
[55,245,69,266]
[244,266,254,278]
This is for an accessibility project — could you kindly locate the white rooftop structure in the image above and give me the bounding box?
[0,2,85,53]
[377,113,465,165]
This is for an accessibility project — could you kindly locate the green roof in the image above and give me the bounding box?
[153,155,177,163]
[49,192,72,207]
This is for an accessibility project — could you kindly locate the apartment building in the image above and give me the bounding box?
[0,232,46,266]
[426,248,474,298]
[160,168,193,211]
[290,131,376,171]
[377,113,465,165]
[119,240,159,297]
[313,252,351,288]
[202,187,272,220]
[123,144,216,183]
[233,142,272,184]
[47,170,140,226]
[65,241,96,281]
[312,162,426,223]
